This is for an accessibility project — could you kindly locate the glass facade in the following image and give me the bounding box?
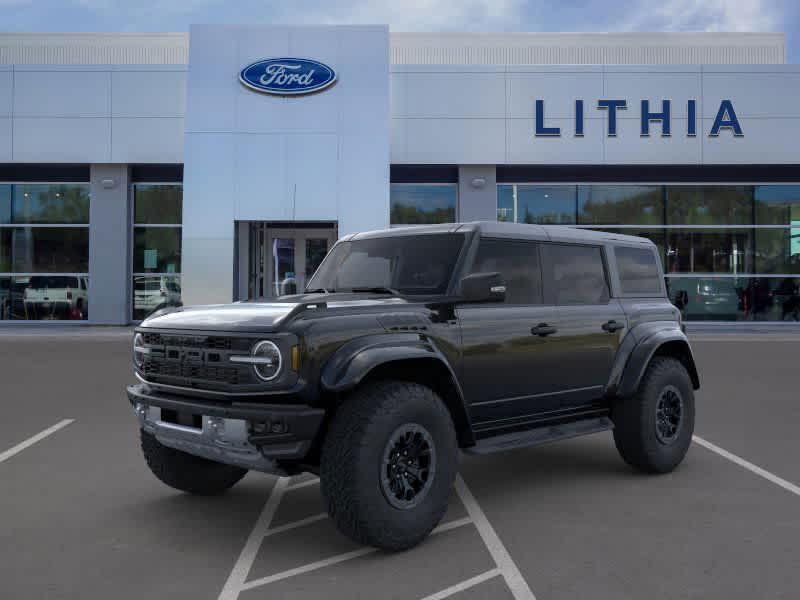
[497,184,800,321]
[0,183,90,321]
[132,184,183,320]
[390,184,457,225]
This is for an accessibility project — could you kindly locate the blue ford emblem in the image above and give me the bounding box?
[239,57,337,96]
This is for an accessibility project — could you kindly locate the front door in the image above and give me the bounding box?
[248,224,337,299]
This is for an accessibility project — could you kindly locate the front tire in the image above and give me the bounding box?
[612,357,695,474]
[140,430,248,495]
[320,381,458,551]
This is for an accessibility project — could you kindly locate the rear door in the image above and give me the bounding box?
[540,243,627,408]
[457,238,563,429]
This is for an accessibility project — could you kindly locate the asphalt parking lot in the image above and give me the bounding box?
[2,329,800,600]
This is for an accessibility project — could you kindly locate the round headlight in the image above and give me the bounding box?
[133,333,146,369]
[252,340,282,381]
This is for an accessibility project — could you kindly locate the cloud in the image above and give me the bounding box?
[621,0,780,32]
[274,0,525,31]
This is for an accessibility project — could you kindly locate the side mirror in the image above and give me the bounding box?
[459,272,506,303]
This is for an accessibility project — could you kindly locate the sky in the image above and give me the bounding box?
[0,0,797,62]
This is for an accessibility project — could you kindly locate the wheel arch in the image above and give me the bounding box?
[616,326,700,398]
[320,334,475,447]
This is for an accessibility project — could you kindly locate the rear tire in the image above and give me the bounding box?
[320,380,458,551]
[140,430,248,495]
[612,357,695,474]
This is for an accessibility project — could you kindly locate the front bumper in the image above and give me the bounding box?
[127,383,325,475]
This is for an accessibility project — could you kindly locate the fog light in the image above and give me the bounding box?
[270,422,288,434]
[207,416,225,434]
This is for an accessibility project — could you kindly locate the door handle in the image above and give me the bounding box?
[602,320,625,333]
[531,323,557,337]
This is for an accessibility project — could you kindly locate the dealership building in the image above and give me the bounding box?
[0,27,799,324]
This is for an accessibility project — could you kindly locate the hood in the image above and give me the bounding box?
[140,293,413,333]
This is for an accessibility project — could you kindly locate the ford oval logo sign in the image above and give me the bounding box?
[239,58,337,96]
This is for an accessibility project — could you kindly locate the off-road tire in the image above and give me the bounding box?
[320,380,459,551]
[613,356,695,474]
[140,429,248,495]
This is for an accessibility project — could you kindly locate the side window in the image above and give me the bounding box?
[615,246,662,295]
[544,243,610,305]
[471,238,542,304]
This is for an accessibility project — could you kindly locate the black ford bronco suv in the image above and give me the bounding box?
[128,222,699,551]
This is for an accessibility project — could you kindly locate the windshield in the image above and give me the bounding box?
[307,233,466,295]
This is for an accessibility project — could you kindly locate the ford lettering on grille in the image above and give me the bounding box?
[239,58,336,96]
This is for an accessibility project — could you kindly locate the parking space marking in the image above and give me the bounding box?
[694,435,800,497]
[454,474,537,600]
[285,477,320,492]
[262,512,328,537]
[239,516,474,592]
[218,476,290,600]
[0,419,74,464]
[418,568,501,600]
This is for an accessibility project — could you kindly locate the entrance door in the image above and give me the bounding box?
[248,224,337,299]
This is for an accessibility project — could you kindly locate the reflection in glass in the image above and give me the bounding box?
[0,275,88,320]
[517,185,576,224]
[666,277,748,321]
[1,184,90,224]
[133,227,181,273]
[666,229,753,274]
[1,228,89,273]
[497,185,514,222]
[755,228,800,274]
[666,186,752,225]
[132,275,182,320]
[134,185,183,225]
[273,238,296,296]
[390,184,457,225]
[755,185,800,225]
[666,276,800,321]
[578,185,662,225]
[305,238,328,280]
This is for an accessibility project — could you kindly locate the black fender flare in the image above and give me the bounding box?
[320,333,474,445]
[611,323,700,398]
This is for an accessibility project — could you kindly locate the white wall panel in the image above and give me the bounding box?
[604,70,701,118]
[14,70,109,117]
[182,132,235,238]
[184,26,239,133]
[702,118,798,164]
[606,118,701,164]
[112,70,185,116]
[0,118,11,160]
[234,134,286,221]
[287,134,338,221]
[402,71,505,118]
[0,69,11,117]
[13,117,110,162]
[506,117,604,164]
[702,71,800,118]
[404,118,504,164]
[506,71,603,119]
[111,117,184,162]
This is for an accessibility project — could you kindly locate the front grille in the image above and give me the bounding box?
[139,332,255,389]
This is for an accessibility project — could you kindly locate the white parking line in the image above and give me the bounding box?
[693,435,800,497]
[239,516,473,592]
[0,419,75,464]
[418,568,501,600]
[263,513,328,538]
[454,474,537,600]
[218,476,289,600]
[285,477,320,492]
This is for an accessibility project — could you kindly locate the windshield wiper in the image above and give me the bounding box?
[305,287,333,293]
[349,286,401,296]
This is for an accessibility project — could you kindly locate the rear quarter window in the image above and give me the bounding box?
[615,246,663,295]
